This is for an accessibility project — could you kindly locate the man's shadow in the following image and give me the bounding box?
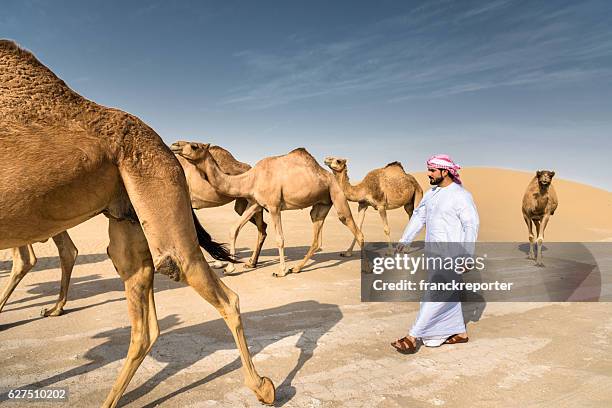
[2,300,342,407]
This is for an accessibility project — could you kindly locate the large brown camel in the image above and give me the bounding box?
[0,232,77,317]
[0,40,274,407]
[324,157,423,256]
[0,147,266,317]
[178,146,267,270]
[522,170,558,266]
[171,141,365,277]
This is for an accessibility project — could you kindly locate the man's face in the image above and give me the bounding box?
[428,167,445,185]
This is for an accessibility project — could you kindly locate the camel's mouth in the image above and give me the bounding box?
[169,143,184,154]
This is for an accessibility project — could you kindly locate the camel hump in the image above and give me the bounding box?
[385,161,404,171]
[289,147,310,155]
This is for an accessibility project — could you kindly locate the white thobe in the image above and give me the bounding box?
[399,182,479,346]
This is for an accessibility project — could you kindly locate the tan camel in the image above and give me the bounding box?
[0,148,265,316]
[324,157,423,256]
[522,170,558,266]
[0,231,77,317]
[177,146,267,270]
[171,141,364,277]
[0,40,274,407]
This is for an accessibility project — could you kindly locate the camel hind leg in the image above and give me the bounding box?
[41,231,78,317]
[117,159,274,404]
[103,218,159,408]
[377,207,394,256]
[290,203,332,274]
[0,245,36,313]
[225,202,263,274]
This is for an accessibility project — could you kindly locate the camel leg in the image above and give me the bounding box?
[225,203,263,274]
[41,232,78,317]
[378,207,394,256]
[269,207,288,277]
[245,209,267,268]
[0,245,37,313]
[536,214,551,266]
[103,219,159,408]
[341,203,367,257]
[290,204,332,274]
[117,160,274,405]
[329,183,365,264]
[315,221,324,252]
[233,199,268,269]
[523,214,535,260]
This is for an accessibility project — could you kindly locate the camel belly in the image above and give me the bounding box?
[0,137,120,248]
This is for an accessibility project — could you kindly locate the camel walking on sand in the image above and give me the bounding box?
[177,146,267,270]
[0,40,274,407]
[0,231,77,317]
[324,157,423,256]
[522,170,558,266]
[0,147,266,317]
[171,141,364,277]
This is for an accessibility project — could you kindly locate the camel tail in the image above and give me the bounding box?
[191,210,239,263]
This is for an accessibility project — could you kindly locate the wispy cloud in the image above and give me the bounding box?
[222,0,612,109]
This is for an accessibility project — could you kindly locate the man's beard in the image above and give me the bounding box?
[429,176,443,185]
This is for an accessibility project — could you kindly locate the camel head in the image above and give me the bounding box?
[536,170,555,187]
[324,156,348,173]
[170,141,211,163]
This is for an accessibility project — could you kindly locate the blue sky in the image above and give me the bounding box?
[3,0,612,190]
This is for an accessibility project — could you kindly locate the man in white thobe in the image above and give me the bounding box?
[391,154,479,353]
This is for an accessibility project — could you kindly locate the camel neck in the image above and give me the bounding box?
[199,155,252,198]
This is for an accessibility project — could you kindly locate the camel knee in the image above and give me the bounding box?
[337,215,348,224]
[275,236,284,247]
[128,332,155,362]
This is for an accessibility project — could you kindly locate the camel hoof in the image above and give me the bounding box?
[211,260,226,269]
[272,270,287,278]
[243,261,256,269]
[254,377,275,405]
[41,307,63,317]
[289,266,301,274]
[314,247,323,253]
[224,264,237,275]
[340,252,353,258]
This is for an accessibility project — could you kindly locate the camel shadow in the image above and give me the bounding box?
[0,253,108,275]
[234,246,359,275]
[518,243,549,255]
[1,300,342,407]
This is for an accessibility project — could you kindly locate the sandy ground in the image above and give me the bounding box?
[1,168,611,407]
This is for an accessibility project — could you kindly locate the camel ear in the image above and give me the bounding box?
[550,171,555,178]
[201,143,211,150]
[536,170,542,177]
[340,158,347,165]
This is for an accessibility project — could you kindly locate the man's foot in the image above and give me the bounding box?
[391,336,418,354]
[443,333,469,344]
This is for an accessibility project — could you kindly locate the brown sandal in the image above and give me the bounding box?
[391,336,418,354]
[444,334,469,344]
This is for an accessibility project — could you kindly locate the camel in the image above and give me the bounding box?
[171,141,365,277]
[522,170,558,266]
[177,147,267,270]
[324,157,423,256]
[0,147,265,317]
[0,232,77,317]
[0,40,274,407]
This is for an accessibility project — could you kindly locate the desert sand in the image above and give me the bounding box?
[1,167,611,407]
